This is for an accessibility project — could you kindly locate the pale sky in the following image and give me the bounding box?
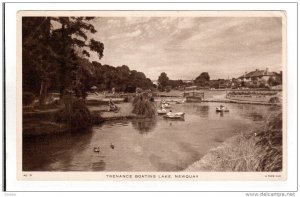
[89,17,282,80]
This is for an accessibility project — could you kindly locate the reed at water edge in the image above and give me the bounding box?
[132,93,156,118]
[55,95,92,130]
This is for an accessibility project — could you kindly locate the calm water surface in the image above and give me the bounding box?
[23,102,280,171]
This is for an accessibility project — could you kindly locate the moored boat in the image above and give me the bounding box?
[216,105,229,112]
[164,112,185,119]
[157,108,168,115]
[161,103,171,108]
[175,100,185,104]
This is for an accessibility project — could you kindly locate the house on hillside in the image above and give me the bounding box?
[237,68,283,88]
[238,68,276,83]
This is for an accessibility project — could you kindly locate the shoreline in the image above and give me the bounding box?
[185,132,257,172]
[23,115,139,137]
[22,102,138,136]
[22,98,280,136]
[202,99,281,106]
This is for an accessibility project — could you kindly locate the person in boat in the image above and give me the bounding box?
[220,105,225,110]
[160,99,164,109]
[108,99,118,111]
[166,110,173,116]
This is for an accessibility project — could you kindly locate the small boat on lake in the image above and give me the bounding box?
[216,105,229,112]
[157,108,168,115]
[164,112,185,119]
[161,103,171,108]
[160,99,171,109]
[175,100,185,104]
[93,147,100,153]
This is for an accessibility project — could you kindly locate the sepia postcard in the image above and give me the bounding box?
[17,10,286,181]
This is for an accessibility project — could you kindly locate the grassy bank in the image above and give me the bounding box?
[23,101,138,136]
[185,113,282,172]
[96,102,137,120]
[185,133,259,171]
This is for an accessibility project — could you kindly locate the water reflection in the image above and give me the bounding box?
[105,120,130,127]
[248,112,264,121]
[234,104,277,121]
[23,128,93,171]
[91,160,106,171]
[163,118,185,122]
[196,105,209,116]
[216,111,224,117]
[131,118,157,134]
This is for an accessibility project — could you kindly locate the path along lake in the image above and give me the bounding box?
[23,102,280,171]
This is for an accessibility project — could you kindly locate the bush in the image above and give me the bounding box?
[269,97,280,103]
[165,86,172,92]
[132,94,156,118]
[56,95,92,130]
[91,111,104,124]
[258,83,266,88]
[123,97,129,103]
[23,92,35,106]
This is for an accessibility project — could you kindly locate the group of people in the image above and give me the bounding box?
[159,99,173,115]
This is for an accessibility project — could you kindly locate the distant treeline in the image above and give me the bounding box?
[91,62,154,93]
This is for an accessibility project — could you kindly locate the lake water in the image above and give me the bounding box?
[23,102,280,171]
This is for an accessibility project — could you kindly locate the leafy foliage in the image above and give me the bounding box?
[22,17,58,104]
[90,39,104,59]
[56,95,92,130]
[158,72,169,91]
[92,63,154,92]
[22,17,104,104]
[195,72,210,87]
[23,92,36,106]
[268,76,282,86]
[132,94,156,118]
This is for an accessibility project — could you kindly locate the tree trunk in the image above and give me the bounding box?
[39,80,48,106]
[59,22,66,99]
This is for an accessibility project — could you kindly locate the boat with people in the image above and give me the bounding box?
[161,103,171,108]
[157,108,168,115]
[216,105,229,112]
[160,102,171,108]
[160,99,171,109]
[164,110,185,119]
[175,100,185,104]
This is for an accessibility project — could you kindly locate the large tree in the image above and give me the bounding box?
[51,17,104,98]
[195,72,210,87]
[115,65,131,91]
[23,17,58,105]
[158,72,169,91]
[22,17,104,104]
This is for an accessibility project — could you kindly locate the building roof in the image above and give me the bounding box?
[239,69,275,79]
